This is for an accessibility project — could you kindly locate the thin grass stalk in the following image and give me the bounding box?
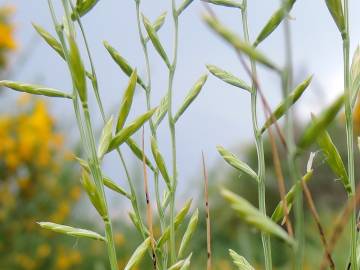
[70,0,148,242]
[202,152,212,270]
[301,178,335,269]
[240,1,272,268]
[281,4,304,268]
[342,1,357,268]
[167,0,180,264]
[134,3,167,266]
[141,128,157,269]
[49,0,118,268]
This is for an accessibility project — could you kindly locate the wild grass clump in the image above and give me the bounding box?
[1,0,360,269]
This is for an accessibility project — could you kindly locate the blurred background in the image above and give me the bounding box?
[1,0,360,269]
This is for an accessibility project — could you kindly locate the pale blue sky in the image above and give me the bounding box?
[3,0,360,202]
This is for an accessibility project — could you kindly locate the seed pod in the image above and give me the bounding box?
[203,16,280,71]
[142,14,171,68]
[253,0,295,47]
[153,94,168,129]
[325,0,346,37]
[174,74,208,123]
[80,169,107,218]
[217,146,258,181]
[202,0,243,9]
[126,138,156,172]
[116,70,138,132]
[261,75,313,133]
[315,121,351,194]
[144,12,167,43]
[298,95,344,150]
[0,80,72,99]
[222,189,295,246]
[68,35,87,103]
[124,237,151,270]
[157,199,192,247]
[102,177,130,199]
[107,108,157,152]
[271,171,313,223]
[178,209,199,258]
[177,0,195,16]
[73,0,100,18]
[229,249,254,270]
[97,116,113,160]
[151,136,172,190]
[32,23,65,59]
[206,64,252,92]
[38,222,106,241]
[103,41,146,89]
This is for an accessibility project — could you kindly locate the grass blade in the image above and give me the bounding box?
[0,80,72,99]
[206,64,252,92]
[151,136,172,190]
[116,70,138,132]
[142,14,170,68]
[261,75,313,133]
[126,138,156,172]
[298,95,344,150]
[144,12,167,43]
[97,116,114,160]
[107,108,157,152]
[229,249,254,270]
[177,0,195,16]
[325,0,346,37]
[38,222,106,242]
[217,146,258,181]
[153,94,168,129]
[103,41,147,90]
[32,23,65,59]
[202,0,243,9]
[222,189,295,246]
[178,209,199,258]
[124,237,151,270]
[174,74,208,122]
[253,0,295,47]
[204,15,280,71]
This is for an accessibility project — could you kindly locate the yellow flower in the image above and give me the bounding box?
[36,244,51,258]
[0,23,16,50]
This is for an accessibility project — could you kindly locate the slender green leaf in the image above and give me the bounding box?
[315,123,351,193]
[271,171,313,223]
[32,23,65,59]
[142,14,170,68]
[204,16,280,71]
[144,12,167,43]
[151,136,172,189]
[0,80,72,99]
[116,70,138,132]
[217,146,258,181]
[207,64,252,92]
[157,199,192,247]
[103,41,147,89]
[298,95,344,149]
[222,189,295,246]
[261,75,313,133]
[102,177,130,199]
[203,0,243,9]
[177,0,195,16]
[38,222,106,241]
[107,108,157,152]
[68,35,87,103]
[253,0,295,47]
[325,0,346,37]
[178,209,199,258]
[97,116,113,160]
[174,74,208,122]
[153,94,168,129]
[124,238,151,270]
[229,249,254,270]
[126,138,156,172]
